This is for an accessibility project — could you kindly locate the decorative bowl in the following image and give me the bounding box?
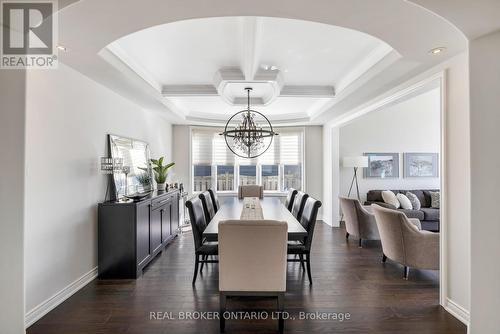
[123,191,152,201]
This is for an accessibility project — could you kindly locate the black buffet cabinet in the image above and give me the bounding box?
[98,189,180,278]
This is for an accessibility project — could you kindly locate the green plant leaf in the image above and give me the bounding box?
[148,157,174,184]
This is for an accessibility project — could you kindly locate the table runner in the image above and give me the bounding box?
[240,197,264,220]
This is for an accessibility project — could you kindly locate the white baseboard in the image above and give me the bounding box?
[444,298,470,327]
[25,266,98,328]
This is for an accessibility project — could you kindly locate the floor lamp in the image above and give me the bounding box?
[340,156,369,222]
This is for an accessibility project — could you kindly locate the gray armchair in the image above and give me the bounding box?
[339,197,380,248]
[219,220,287,333]
[371,205,439,279]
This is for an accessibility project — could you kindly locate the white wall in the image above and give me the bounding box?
[172,125,191,194]
[304,126,323,201]
[443,52,471,324]
[0,70,27,334]
[24,64,173,319]
[339,88,441,203]
[322,126,339,226]
[469,29,500,333]
[172,125,323,205]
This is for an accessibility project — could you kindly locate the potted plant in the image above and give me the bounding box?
[141,157,175,191]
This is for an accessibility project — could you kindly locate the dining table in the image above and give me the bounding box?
[203,197,307,240]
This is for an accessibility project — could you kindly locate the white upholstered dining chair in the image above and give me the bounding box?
[218,220,287,333]
[237,185,263,199]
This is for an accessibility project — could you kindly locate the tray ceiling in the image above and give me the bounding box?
[105,16,392,121]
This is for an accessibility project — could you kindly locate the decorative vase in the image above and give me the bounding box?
[157,182,166,191]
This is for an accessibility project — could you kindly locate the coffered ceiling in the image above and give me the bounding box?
[57,0,471,125]
[104,16,392,122]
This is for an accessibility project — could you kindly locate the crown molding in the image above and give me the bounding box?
[336,43,394,94]
[106,43,162,92]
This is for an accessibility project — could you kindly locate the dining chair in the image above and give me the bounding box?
[371,204,439,279]
[339,197,380,248]
[185,197,218,285]
[284,188,298,211]
[219,220,287,333]
[199,191,216,222]
[237,185,263,199]
[287,196,322,284]
[207,188,220,213]
[291,191,309,220]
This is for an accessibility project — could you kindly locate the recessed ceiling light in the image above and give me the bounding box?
[429,47,446,55]
[57,45,68,52]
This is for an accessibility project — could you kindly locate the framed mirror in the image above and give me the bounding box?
[108,134,153,199]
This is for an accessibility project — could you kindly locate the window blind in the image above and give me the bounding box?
[191,129,213,164]
[191,127,303,165]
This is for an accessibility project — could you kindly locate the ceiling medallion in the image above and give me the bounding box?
[220,87,278,159]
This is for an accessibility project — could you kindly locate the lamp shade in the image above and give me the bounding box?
[342,156,369,168]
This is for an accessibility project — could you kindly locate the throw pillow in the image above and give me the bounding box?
[406,192,421,210]
[430,191,440,208]
[381,190,400,209]
[396,193,413,210]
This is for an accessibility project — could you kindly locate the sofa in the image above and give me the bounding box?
[364,189,440,232]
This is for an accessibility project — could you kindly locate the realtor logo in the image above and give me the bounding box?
[1,0,58,68]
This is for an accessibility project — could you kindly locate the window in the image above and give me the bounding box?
[262,165,279,191]
[191,128,303,193]
[193,165,212,192]
[239,165,257,185]
[217,165,234,191]
[284,164,302,191]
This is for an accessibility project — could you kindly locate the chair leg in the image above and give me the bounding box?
[305,253,313,285]
[345,232,349,240]
[403,266,409,280]
[200,255,206,273]
[277,293,284,334]
[192,255,199,285]
[382,254,387,263]
[358,238,363,248]
[299,254,305,271]
[219,293,226,332]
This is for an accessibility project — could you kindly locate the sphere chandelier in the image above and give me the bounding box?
[220,87,278,159]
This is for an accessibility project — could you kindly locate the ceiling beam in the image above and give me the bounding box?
[280,85,335,97]
[161,84,336,99]
[161,85,217,96]
[240,17,262,81]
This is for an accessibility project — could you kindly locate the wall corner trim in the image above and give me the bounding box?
[444,298,470,327]
[25,267,98,328]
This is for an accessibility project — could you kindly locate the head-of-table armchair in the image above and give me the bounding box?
[339,197,380,248]
[371,204,439,279]
[218,220,287,333]
[238,185,263,199]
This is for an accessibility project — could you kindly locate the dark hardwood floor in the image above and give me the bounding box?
[27,223,466,334]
